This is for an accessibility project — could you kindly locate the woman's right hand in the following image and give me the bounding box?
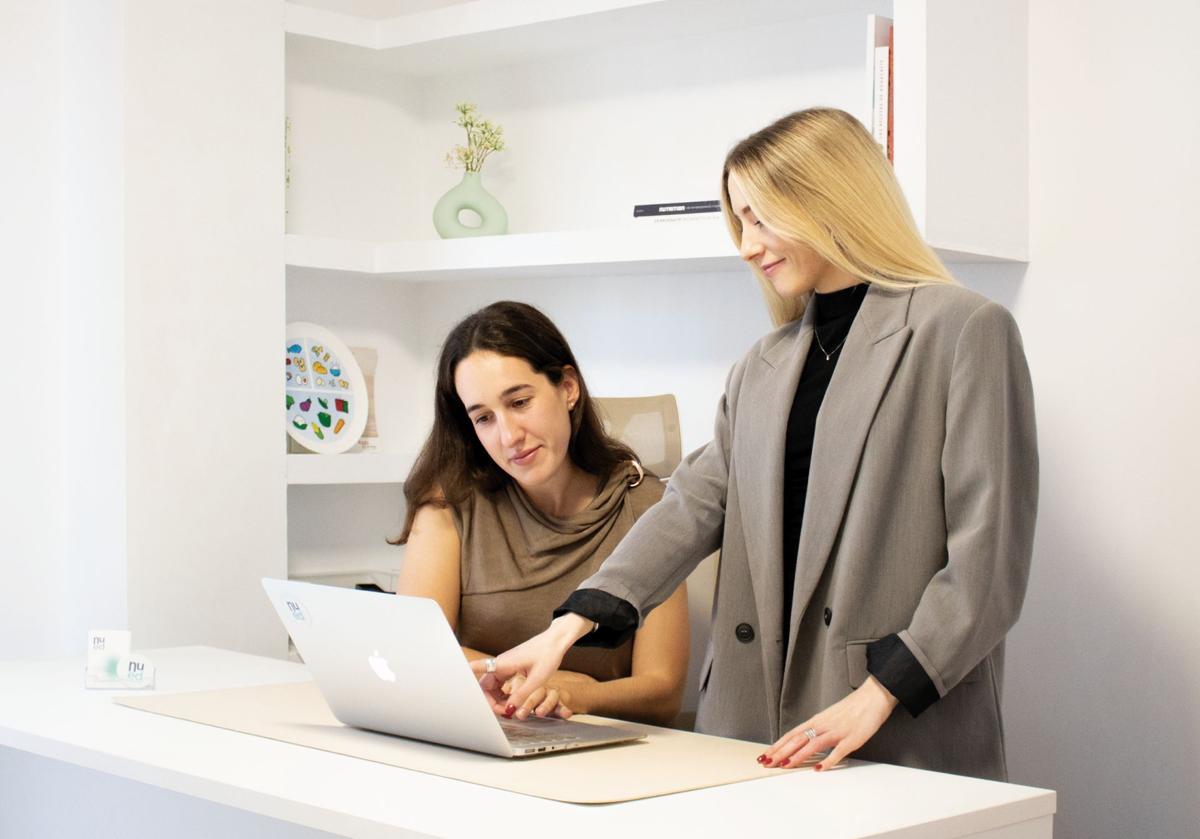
[500,673,577,719]
[468,613,593,719]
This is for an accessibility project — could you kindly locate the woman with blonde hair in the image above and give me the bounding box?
[473,108,1037,781]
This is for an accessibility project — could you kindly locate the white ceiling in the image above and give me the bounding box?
[288,0,470,20]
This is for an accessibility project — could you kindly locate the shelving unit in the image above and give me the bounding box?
[282,0,1028,611]
[284,0,1027,259]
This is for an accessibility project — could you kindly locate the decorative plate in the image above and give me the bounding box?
[284,322,368,454]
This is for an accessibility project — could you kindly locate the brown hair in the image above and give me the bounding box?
[394,301,636,543]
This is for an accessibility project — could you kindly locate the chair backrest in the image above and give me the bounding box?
[594,392,715,730]
[593,394,682,479]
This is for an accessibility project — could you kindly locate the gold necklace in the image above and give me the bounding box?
[813,326,848,362]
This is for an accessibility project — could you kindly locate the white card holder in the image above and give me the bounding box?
[85,630,155,690]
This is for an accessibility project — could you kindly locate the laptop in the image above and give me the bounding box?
[262,578,646,758]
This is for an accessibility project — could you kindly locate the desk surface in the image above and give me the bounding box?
[0,646,1055,838]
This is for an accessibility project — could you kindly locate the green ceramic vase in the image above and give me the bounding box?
[432,171,508,238]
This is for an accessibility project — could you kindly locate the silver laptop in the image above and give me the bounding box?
[262,578,646,758]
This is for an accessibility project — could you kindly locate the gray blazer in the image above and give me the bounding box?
[582,282,1038,780]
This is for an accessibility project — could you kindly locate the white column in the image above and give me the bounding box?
[124,0,287,654]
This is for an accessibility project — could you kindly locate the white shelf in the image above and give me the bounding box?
[287,452,416,485]
[286,220,1021,284]
[285,219,743,282]
[285,0,875,74]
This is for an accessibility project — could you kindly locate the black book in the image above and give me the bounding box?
[633,200,721,218]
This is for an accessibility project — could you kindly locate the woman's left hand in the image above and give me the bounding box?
[760,676,899,771]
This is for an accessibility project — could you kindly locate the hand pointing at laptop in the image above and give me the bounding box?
[470,613,594,720]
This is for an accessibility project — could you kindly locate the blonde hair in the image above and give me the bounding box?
[720,108,955,326]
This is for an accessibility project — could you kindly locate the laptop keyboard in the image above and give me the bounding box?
[499,720,579,745]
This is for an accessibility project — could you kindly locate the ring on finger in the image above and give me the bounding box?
[483,657,497,674]
[803,727,818,742]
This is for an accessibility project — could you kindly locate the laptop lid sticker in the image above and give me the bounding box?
[284,598,311,625]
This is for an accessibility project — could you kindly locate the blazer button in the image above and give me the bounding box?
[735,623,755,643]
[823,607,832,627]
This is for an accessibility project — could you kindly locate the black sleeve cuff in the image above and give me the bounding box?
[553,589,639,648]
[866,634,940,717]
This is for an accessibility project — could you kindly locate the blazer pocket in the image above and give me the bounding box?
[955,657,986,687]
[845,639,877,689]
[698,644,715,694]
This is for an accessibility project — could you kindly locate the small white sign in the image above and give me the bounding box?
[85,630,155,690]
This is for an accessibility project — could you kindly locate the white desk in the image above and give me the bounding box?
[0,647,1055,838]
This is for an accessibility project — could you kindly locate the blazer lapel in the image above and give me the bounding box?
[738,304,816,736]
[782,285,914,683]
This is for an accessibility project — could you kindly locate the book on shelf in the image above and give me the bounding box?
[873,43,890,151]
[887,23,894,163]
[633,200,722,219]
[867,15,894,163]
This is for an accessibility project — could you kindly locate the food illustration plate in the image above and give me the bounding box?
[285,322,368,454]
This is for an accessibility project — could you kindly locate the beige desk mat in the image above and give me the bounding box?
[116,681,811,803]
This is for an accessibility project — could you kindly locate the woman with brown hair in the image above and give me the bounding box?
[474,108,1038,781]
[394,300,688,726]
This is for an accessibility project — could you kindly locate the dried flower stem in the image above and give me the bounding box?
[444,102,506,173]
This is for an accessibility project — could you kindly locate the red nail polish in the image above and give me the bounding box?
[780,758,790,767]
[815,764,823,772]
[504,705,515,718]
[756,754,767,763]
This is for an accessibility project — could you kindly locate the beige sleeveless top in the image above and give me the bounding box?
[452,462,664,682]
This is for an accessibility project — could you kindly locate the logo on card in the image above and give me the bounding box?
[285,600,308,622]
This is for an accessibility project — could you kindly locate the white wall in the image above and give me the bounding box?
[3,0,287,661]
[410,271,771,454]
[998,2,1200,837]
[0,1,68,659]
[0,0,126,659]
[61,0,128,654]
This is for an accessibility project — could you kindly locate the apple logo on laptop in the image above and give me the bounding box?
[368,650,397,683]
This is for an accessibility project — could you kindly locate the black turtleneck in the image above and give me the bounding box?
[781,283,867,637]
